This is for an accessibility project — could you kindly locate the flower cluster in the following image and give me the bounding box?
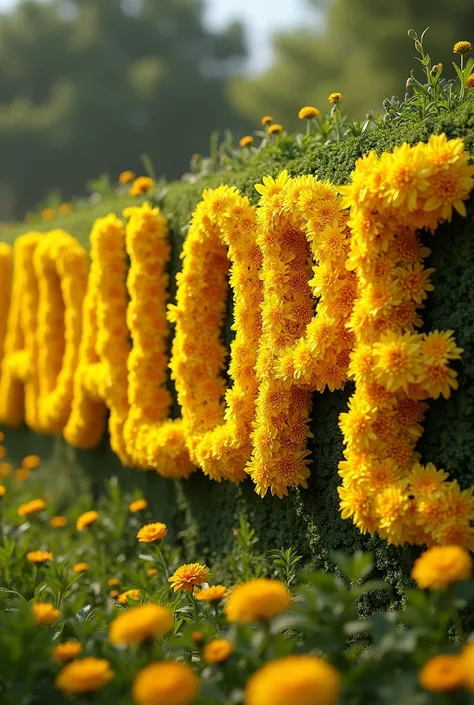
[338,135,474,547]
[0,243,12,370]
[169,185,262,483]
[123,202,193,478]
[34,230,89,434]
[246,171,356,497]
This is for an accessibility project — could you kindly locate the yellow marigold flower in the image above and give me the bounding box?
[109,604,173,646]
[467,74,474,89]
[255,170,290,198]
[240,135,254,148]
[268,123,283,135]
[132,662,199,705]
[33,602,61,626]
[137,522,167,543]
[130,176,155,197]
[298,105,320,120]
[76,510,99,531]
[453,41,472,54]
[412,546,472,589]
[51,515,67,528]
[225,579,291,623]
[168,563,209,593]
[117,589,141,605]
[108,578,120,587]
[419,654,464,693]
[73,562,89,573]
[22,454,40,469]
[373,330,422,392]
[18,498,45,517]
[147,568,158,577]
[16,468,29,481]
[203,639,233,663]
[261,115,273,126]
[0,485,6,498]
[129,498,148,513]
[109,590,120,599]
[119,169,135,184]
[58,202,72,216]
[192,631,204,643]
[52,642,82,662]
[56,657,114,694]
[328,92,342,104]
[462,643,474,692]
[41,207,55,221]
[195,585,229,602]
[27,550,53,564]
[245,655,340,705]
[0,462,13,477]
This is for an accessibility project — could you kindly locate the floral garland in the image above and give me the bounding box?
[168,185,262,483]
[338,134,474,548]
[64,214,130,463]
[246,172,355,498]
[123,202,193,478]
[0,243,12,369]
[34,230,89,434]
[0,233,42,428]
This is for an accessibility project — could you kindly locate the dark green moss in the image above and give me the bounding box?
[3,102,474,609]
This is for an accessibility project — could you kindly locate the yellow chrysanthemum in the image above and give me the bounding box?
[76,510,99,531]
[56,658,114,694]
[51,515,67,528]
[27,550,53,564]
[33,602,61,626]
[109,604,173,646]
[268,123,283,135]
[147,568,158,577]
[261,115,273,126]
[129,499,148,513]
[412,545,472,589]
[225,579,290,623]
[119,169,135,184]
[467,74,474,89]
[453,41,472,54]
[203,639,234,663]
[108,578,120,587]
[73,562,89,573]
[419,655,464,693]
[18,498,45,517]
[117,589,142,605]
[245,655,340,705]
[129,176,155,197]
[137,522,167,543]
[328,92,342,104]
[132,662,199,705]
[195,585,229,602]
[52,642,82,662]
[21,455,40,469]
[240,136,254,148]
[168,563,209,592]
[298,105,320,120]
[373,330,422,392]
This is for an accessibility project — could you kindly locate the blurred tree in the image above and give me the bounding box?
[0,0,248,217]
[230,0,474,130]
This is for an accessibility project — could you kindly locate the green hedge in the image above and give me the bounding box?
[3,102,474,612]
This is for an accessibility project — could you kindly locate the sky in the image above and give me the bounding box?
[0,0,317,73]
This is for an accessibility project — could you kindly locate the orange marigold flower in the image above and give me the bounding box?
[51,516,67,528]
[268,123,283,135]
[129,499,148,513]
[16,468,29,481]
[147,568,158,577]
[119,169,135,184]
[56,658,114,694]
[58,202,72,216]
[453,41,472,54]
[132,662,199,705]
[467,74,474,89]
[261,115,273,126]
[419,654,464,693]
[22,455,40,469]
[168,563,209,592]
[117,589,141,605]
[195,585,229,602]
[137,522,167,543]
[18,498,45,517]
[41,208,55,221]
[52,642,82,662]
[129,176,155,197]
[225,579,290,623]
[412,545,472,589]
[108,578,120,587]
[76,510,99,531]
[109,604,173,645]
[33,602,61,626]
[298,105,320,119]
[73,562,89,573]
[240,135,254,148]
[203,639,233,663]
[27,550,53,564]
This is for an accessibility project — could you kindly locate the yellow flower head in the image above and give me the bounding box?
[73,562,89,573]
[245,655,340,705]
[373,330,422,392]
[27,550,53,564]
[419,654,464,693]
[240,135,254,148]
[58,202,72,216]
[462,643,474,692]
[22,455,40,470]
[168,563,209,593]
[16,468,30,482]
[52,642,82,662]
[119,169,136,184]
[195,585,229,602]
[268,123,283,135]
[51,515,67,528]
[328,92,342,104]
[129,498,148,513]
[0,485,6,498]
[453,41,472,54]
[412,546,472,589]
[117,589,141,605]
[108,578,120,587]
[0,462,13,477]
[109,604,173,646]
[56,658,114,694]
[225,579,291,623]
[132,662,199,705]
[76,510,99,531]
[203,639,233,663]
[298,105,320,120]
[130,176,155,197]
[33,602,61,626]
[109,589,120,599]
[137,522,167,543]
[147,568,158,577]
[192,631,205,643]
[467,74,474,89]
[18,498,45,517]
[261,115,273,126]
[41,208,55,221]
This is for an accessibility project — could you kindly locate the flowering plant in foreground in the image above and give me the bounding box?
[2,446,474,704]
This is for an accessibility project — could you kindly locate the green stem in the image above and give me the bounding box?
[155,544,169,580]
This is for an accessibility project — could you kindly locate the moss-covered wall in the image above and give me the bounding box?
[2,102,474,610]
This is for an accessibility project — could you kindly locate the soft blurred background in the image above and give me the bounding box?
[0,0,473,219]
